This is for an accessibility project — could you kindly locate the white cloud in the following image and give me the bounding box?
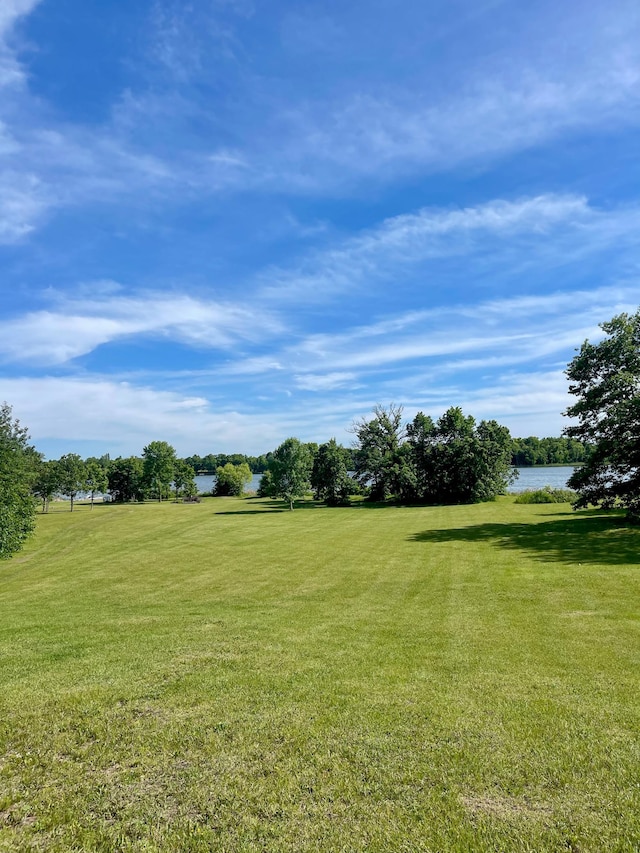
[0,0,41,88]
[0,376,314,457]
[0,170,49,241]
[224,284,639,383]
[0,0,39,36]
[0,292,284,365]
[259,194,638,302]
[264,14,640,190]
[294,372,357,392]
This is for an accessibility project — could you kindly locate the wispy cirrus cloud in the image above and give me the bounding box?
[258,194,640,302]
[0,0,41,88]
[223,284,639,384]
[271,68,640,188]
[0,0,638,248]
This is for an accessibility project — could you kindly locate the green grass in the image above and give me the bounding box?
[1,497,639,852]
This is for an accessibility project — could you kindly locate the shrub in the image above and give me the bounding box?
[514,486,576,504]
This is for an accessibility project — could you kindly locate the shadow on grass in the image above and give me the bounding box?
[214,508,286,515]
[409,512,639,566]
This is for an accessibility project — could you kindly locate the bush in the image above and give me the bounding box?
[514,486,576,504]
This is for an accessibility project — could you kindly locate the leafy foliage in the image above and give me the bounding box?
[268,438,313,509]
[214,462,252,497]
[353,404,415,501]
[354,405,514,504]
[564,310,640,520]
[108,456,144,502]
[0,403,38,559]
[31,459,60,513]
[173,459,198,500]
[257,469,276,498]
[56,453,86,512]
[84,458,108,508]
[511,435,587,466]
[142,441,177,502]
[311,439,352,505]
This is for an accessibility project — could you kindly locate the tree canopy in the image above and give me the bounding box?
[311,439,352,505]
[353,404,414,501]
[0,403,37,559]
[355,405,514,504]
[214,462,252,497]
[268,438,313,509]
[565,309,640,521]
[142,441,177,502]
[56,453,86,512]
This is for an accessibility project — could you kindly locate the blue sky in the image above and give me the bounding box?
[0,0,639,458]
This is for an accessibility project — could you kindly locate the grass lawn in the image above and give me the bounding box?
[0,497,638,852]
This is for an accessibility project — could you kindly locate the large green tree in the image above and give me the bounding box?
[353,404,415,501]
[564,309,640,520]
[269,438,313,510]
[32,459,60,513]
[311,439,352,505]
[173,459,198,500]
[0,403,37,559]
[411,408,515,504]
[108,456,144,502]
[142,441,177,502]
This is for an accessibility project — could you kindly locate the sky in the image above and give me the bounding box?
[0,0,639,458]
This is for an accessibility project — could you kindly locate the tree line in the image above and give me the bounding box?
[4,416,592,520]
[258,405,517,509]
[2,306,639,557]
[187,438,588,472]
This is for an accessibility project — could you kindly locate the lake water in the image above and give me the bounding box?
[195,473,263,494]
[195,467,577,496]
[509,466,576,493]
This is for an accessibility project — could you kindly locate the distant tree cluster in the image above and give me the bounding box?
[510,436,587,466]
[28,441,198,510]
[258,405,515,509]
[183,453,272,474]
[353,405,516,504]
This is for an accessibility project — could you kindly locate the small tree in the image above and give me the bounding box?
[269,438,312,510]
[108,456,144,502]
[142,441,177,502]
[84,458,108,509]
[564,309,640,521]
[257,469,276,497]
[173,459,197,500]
[56,453,86,512]
[215,462,252,496]
[32,459,60,513]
